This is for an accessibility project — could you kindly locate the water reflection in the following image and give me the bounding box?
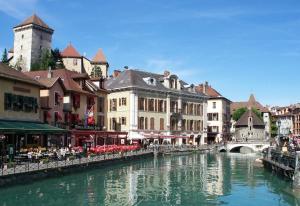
[0,153,299,206]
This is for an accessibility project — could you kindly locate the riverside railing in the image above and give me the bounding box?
[0,149,153,177]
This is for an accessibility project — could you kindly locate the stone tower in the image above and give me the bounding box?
[12,14,54,71]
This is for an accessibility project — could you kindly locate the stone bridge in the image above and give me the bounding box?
[218,142,270,153]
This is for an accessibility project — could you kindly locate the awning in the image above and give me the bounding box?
[0,120,67,134]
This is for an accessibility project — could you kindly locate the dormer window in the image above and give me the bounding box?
[143,77,156,86]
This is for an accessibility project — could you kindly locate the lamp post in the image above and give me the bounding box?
[277,119,281,138]
[0,135,5,167]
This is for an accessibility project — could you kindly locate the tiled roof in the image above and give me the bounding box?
[14,14,53,31]
[0,63,41,86]
[24,69,92,95]
[92,49,107,63]
[231,94,269,113]
[61,44,81,58]
[195,83,222,98]
[105,69,207,98]
[37,77,66,91]
[235,109,265,127]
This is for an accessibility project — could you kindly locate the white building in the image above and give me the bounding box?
[9,14,54,71]
[196,82,231,144]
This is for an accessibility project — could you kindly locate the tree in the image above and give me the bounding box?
[91,66,102,78]
[1,48,8,64]
[52,48,65,69]
[31,48,55,71]
[252,108,263,120]
[232,107,247,121]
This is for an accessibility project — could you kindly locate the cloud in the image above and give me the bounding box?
[0,0,38,19]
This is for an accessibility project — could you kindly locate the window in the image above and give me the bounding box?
[208,126,219,133]
[121,117,126,125]
[98,97,104,113]
[21,34,24,39]
[73,59,78,66]
[148,99,154,111]
[138,117,144,130]
[150,117,155,130]
[208,113,219,121]
[4,93,12,110]
[158,100,164,112]
[21,45,23,50]
[121,98,126,106]
[213,102,216,109]
[54,92,60,106]
[110,98,117,111]
[145,117,148,130]
[160,118,164,130]
[138,98,145,110]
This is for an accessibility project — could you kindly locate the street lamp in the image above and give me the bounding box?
[0,135,5,167]
[277,119,281,138]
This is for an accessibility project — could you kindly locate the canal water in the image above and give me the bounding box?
[0,153,299,206]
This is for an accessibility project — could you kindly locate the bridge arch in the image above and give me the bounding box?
[229,145,255,153]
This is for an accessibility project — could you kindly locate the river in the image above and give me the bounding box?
[0,152,299,206]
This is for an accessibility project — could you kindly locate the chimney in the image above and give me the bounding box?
[47,66,53,78]
[164,70,170,77]
[203,81,208,94]
[113,70,121,78]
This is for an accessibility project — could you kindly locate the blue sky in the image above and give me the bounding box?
[0,0,300,106]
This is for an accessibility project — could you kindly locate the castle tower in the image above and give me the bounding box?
[91,48,109,78]
[12,14,54,71]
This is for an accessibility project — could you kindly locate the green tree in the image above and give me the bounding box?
[1,48,8,64]
[232,107,247,121]
[52,48,65,69]
[270,116,278,138]
[31,48,55,71]
[252,108,263,120]
[91,66,102,78]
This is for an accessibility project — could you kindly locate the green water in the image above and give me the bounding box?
[0,153,299,206]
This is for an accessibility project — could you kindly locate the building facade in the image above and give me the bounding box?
[196,82,231,143]
[60,44,109,78]
[231,94,270,140]
[105,69,208,145]
[0,63,65,152]
[234,109,265,141]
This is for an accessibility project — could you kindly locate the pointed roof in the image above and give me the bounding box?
[92,49,107,63]
[235,109,265,127]
[60,44,81,58]
[231,94,269,113]
[248,94,256,104]
[14,14,53,31]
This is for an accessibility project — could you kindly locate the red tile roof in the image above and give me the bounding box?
[196,83,222,97]
[0,63,41,86]
[231,94,269,113]
[14,14,53,31]
[92,48,107,63]
[61,44,81,58]
[24,69,93,95]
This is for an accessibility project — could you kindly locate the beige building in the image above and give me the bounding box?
[60,44,109,78]
[105,69,208,145]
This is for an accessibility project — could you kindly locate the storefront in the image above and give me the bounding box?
[0,120,67,154]
[70,130,128,147]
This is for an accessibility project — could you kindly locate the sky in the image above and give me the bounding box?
[0,0,300,106]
